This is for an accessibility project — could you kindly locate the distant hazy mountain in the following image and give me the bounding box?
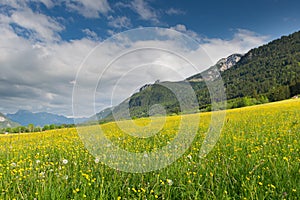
[0,112,20,128]
[6,110,87,127]
[84,107,114,124]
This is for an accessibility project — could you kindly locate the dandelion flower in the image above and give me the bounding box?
[166,179,173,186]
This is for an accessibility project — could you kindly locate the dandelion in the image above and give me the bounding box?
[166,179,173,186]
[62,159,68,165]
[258,182,263,186]
[94,158,100,164]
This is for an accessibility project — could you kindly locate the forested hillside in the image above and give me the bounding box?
[98,30,300,121]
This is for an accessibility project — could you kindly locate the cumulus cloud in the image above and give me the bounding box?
[0,26,269,116]
[73,28,269,117]
[0,22,97,115]
[171,24,201,42]
[0,2,269,116]
[201,29,269,63]
[0,1,64,43]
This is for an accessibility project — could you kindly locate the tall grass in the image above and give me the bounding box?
[0,99,299,199]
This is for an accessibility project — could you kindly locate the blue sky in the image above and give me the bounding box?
[0,0,299,116]
[2,0,299,42]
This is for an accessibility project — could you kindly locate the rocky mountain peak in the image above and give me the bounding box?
[216,53,243,71]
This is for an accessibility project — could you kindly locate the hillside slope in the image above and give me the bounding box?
[0,113,20,128]
[97,30,300,122]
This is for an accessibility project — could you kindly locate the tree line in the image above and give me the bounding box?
[0,123,76,134]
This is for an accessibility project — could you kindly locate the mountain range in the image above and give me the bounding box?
[6,110,87,127]
[92,30,300,123]
[2,30,300,127]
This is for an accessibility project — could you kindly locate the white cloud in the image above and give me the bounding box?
[0,2,269,118]
[65,0,111,18]
[82,28,100,41]
[0,0,26,10]
[172,24,187,32]
[10,9,63,42]
[32,0,55,8]
[1,0,111,19]
[107,29,116,36]
[129,0,159,23]
[201,29,269,63]
[165,8,185,15]
[0,1,64,43]
[72,28,269,117]
[171,24,201,42]
[108,16,131,29]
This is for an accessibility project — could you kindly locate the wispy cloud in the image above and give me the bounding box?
[108,16,132,29]
[0,2,64,43]
[1,0,111,19]
[82,28,100,41]
[126,0,159,23]
[165,8,185,15]
[65,0,111,18]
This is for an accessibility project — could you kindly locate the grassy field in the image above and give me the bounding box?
[0,99,299,199]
